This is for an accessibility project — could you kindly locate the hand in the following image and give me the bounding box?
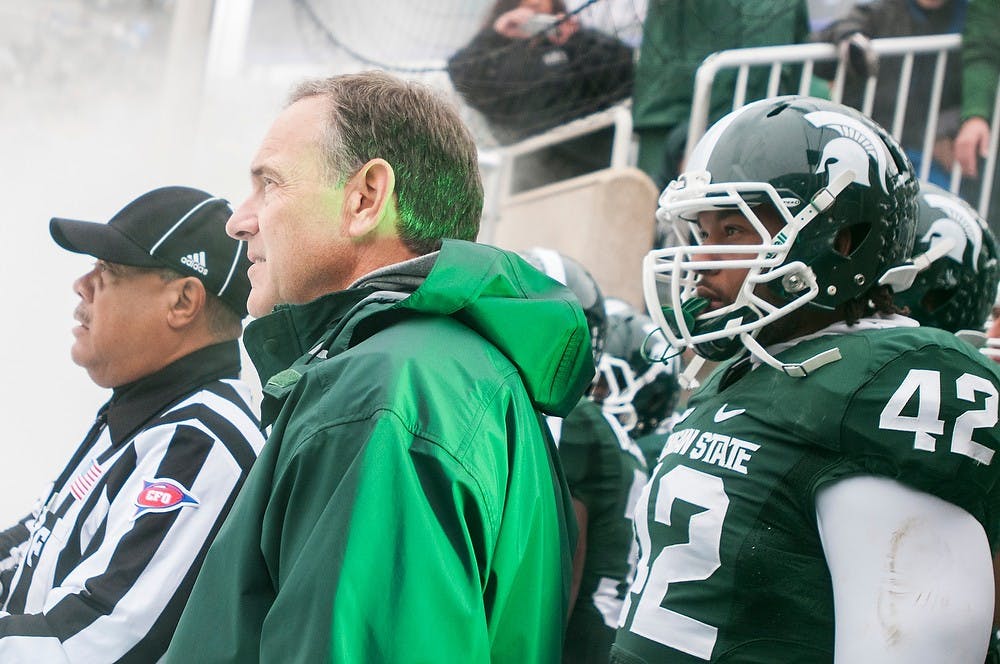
[546,13,579,46]
[839,32,878,79]
[931,137,955,172]
[493,7,543,39]
[955,116,991,178]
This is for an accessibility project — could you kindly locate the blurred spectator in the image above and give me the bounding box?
[567,0,647,48]
[811,0,967,188]
[448,0,633,191]
[632,0,819,190]
[955,0,1000,234]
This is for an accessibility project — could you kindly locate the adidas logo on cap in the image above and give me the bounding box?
[49,186,253,318]
[181,251,208,275]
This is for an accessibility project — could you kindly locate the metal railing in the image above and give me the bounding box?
[685,34,999,219]
[482,99,634,205]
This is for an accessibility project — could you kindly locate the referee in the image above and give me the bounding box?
[0,186,265,662]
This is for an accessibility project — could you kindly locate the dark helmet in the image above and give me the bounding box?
[647,95,919,365]
[519,247,607,364]
[598,297,680,437]
[893,182,1000,333]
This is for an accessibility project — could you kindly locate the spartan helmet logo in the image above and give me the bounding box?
[804,111,890,194]
[922,192,983,270]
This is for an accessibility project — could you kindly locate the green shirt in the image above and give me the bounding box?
[613,326,1000,662]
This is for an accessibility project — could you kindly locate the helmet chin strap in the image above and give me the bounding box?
[742,332,842,377]
[678,355,705,390]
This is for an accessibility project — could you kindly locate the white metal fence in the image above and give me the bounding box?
[484,34,1000,225]
[685,34,1000,220]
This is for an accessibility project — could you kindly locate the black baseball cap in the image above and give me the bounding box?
[49,186,252,318]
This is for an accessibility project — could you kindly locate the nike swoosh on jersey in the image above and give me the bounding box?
[714,404,746,422]
[674,407,695,425]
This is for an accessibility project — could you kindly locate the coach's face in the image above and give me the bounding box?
[227,95,355,317]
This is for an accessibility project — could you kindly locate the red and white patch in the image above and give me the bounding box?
[70,460,105,501]
[133,478,199,519]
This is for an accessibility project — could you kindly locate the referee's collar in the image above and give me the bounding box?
[105,341,242,446]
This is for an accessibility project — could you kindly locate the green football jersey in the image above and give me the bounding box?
[636,430,671,471]
[612,326,1000,663]
[551,398,649,664]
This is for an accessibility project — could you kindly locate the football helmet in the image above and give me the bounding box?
[519,247,607,364]
[597,298,681,437]
[893,182,999,334]
[645,95,918,375]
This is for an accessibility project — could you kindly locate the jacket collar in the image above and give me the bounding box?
[105,341,242,445]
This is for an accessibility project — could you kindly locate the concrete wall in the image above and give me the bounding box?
[487,167,658,310]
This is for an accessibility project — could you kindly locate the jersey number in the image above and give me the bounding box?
[625,465,729,660]
[878,369,996,465]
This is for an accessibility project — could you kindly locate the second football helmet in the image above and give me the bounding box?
[597,298,680,437]
[645,95,918,374]
[893,182,1000,333]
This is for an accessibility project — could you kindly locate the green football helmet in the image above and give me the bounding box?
[893,182,1000,334]
[597,298,680,437]
[645,95,918,373]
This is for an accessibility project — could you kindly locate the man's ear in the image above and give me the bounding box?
[344,158,397,239]
[165,277,206,330]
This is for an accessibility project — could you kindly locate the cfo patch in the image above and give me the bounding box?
[133,478,199,519]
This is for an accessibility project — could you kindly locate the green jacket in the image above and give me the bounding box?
[962,0,1000,121]
[631,0,822,182]
[632,0,813,132]
[164,240,593,663]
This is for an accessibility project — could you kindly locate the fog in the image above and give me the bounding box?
[0,0,493,525]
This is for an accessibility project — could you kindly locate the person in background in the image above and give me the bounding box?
[892,181,1000,664]
[893,179,999,340]
[955,0,1000,235]
[447,0,634,191]
[519,248,648,664]
[811,0,967,188]
[614,95,999,662]
[596,297,682,470]
[164,71,594,663]
[0,186,264,662]
[567,0,647,48]
[631,0,819,190]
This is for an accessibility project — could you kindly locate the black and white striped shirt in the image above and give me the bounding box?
[0,342,265,662]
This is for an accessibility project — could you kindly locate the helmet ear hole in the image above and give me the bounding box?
[835,223,872,258]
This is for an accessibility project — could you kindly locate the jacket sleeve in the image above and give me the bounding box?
[447,27,632,135]
[961,0,1000,121]
[0,516,32,603]
[0,423,251,662]
[447,28,529,120]
[322,416,497,662]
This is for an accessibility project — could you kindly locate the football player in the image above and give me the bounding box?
[612,96,1000,663]
[893,180,1000,340]
[892,181,1000,664]
[596,297,682,469]
[519,248,648,664]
